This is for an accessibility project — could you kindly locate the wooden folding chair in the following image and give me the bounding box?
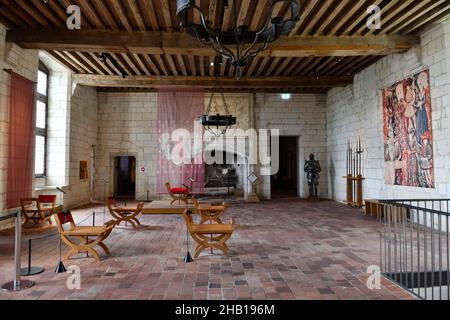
[107,197,144,228]
[192,197,226,224]
[20,196,56,227]
[165,182,191,205]
[183,210,235,258]
[54,211,115,261]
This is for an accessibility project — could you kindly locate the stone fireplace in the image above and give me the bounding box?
[204,151,243,196]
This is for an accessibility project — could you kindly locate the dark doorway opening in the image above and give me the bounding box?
[114,156,136,200]
[271,136,298,198]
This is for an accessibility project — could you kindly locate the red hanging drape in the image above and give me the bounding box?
[157,90,205,193]
[6,72,36,209]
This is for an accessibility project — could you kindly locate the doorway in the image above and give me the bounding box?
[114,156,136,199]
[271,136,298,198]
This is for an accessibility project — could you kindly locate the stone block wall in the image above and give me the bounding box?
[94,92,328,200]
[326,20,450,201]
[255,93,328,199]
[64,84,98,208]
[95,92,158,201]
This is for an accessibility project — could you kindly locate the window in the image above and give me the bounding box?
[35,61,49,177]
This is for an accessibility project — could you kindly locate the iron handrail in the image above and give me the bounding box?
[379,200,450,217]
[380,198,450,300]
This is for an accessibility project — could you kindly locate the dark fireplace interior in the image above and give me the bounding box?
[205,151,238,192]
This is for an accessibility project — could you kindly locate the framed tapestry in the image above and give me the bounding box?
[382,69,434,189]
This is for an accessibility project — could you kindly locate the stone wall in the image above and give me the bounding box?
[255,93,328,199]
[326,20,450,201]
[94,92,328,200]
[95,92,158,201]
[0,24,39,219]
[64,84,98,208]
[0,26,99,228]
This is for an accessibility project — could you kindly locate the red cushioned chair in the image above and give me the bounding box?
[20,195,57,227]
[165,182,191,205]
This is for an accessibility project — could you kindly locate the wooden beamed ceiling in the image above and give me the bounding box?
[1,0,449,93]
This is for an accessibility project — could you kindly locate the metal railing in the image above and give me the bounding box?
[1,212,35,292]
[380,199,450,300]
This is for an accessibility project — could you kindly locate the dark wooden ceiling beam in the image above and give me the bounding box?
[1,0,40,27]
[109,0,133,32]
[29,0,63,27]
[189,55,198,76]
[72,74,354,88]
[138,0,159,31]
[90,0,119,30]
[6,30,420,57]
[124,0,146,31]
[14,0,50,27]
[141,54,161,75]
[95,86,329,94]
[160,0,173,32]
[75,0,105,29]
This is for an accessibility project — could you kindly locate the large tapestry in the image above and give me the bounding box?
[156,90,205,193]
[382,69,434,189]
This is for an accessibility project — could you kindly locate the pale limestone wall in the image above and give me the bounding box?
[95,92,254,200]
[64,84,98,208]
[95,92,158,201]
[0,24,39,220]
[205,93,251,130]
[45,69,71,189]
[94,91,328,200]
[326,20,450,201]
[0,24,98,227]
[255,94,328,199]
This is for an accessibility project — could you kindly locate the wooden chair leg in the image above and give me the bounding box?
[127,219,138,228]
[191,231,232,258]
[64,248,78,260]
[84,247,102,261]
[212,217,222,224]
[98,242,111,257]
[194,244,206,258]
[62,234,107,261]
[130,217,141,226]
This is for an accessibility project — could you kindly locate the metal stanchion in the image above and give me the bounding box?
[20,238,45,276]
[55,187,67,273]
[1,212,35,292]
[183,210,193,263]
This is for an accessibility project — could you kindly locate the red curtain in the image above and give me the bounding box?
[6,72,36,209]
[157,90,205,193]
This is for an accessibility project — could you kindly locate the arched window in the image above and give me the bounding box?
[35,61,49,177]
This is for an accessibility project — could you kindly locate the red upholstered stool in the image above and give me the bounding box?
[170,187,189,194]
[165,183,191,205]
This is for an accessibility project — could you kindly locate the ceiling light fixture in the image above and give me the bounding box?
[280,93,292,100]
[176,0,300,80]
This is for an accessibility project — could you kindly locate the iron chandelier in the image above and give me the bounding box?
[200,80,237,137]
[176,0,300,79]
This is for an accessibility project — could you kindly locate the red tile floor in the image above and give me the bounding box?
[0,198,415,300]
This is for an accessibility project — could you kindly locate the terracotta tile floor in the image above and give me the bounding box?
[0,199,415,300]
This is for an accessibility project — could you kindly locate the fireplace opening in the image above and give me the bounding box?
[204,151,242,196]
